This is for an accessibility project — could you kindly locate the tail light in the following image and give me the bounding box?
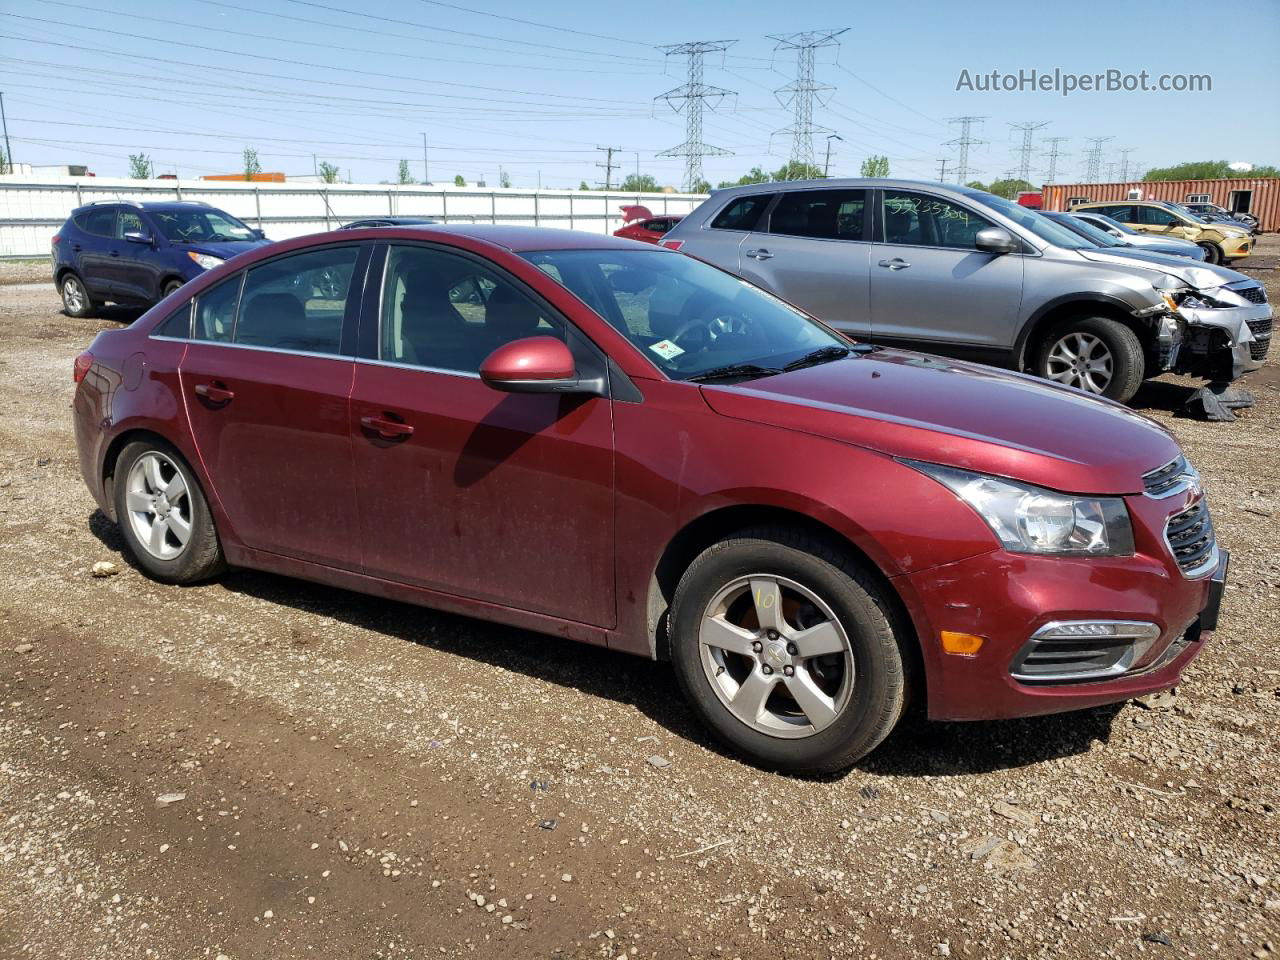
[73,351,93,384]
[660,239,684,251]
[51,234,61,246]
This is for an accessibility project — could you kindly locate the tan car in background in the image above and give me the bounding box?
[1069,200,1252,266]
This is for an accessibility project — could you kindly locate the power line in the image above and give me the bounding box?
[769,29,847,172]
[944,116,987,184]
[1008,121,1049,183]
[655,41,737,193]
[833,63,949,129]
[1042,137,1069,185]
[407,0,645,45]
[1083,136,1113,183]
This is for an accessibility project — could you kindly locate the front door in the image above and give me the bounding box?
[736,187,872,339]
[178,243,366,567]
[869,188,1025,352]
[349,243,616,627]
[108,208,160,302]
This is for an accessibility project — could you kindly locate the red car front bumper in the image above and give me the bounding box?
[898,545,1224,722]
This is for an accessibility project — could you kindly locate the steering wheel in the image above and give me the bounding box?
[668,311,750,350]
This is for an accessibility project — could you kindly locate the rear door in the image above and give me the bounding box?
[178,242,368,567]
[71,206,118,298]
[675,192,775,275]
[348,242,616,626]
[735,187,872,339]
[869,188,1025,351]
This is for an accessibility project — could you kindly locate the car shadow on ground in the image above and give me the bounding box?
[1128,378,1200,415]
[86,513,1124,781]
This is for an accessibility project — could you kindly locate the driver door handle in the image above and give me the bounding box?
[877,258,911,270]
[361,415,415,440]
[193,382,235,404]
[744,248,773,260]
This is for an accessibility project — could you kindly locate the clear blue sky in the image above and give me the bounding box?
[0,0,1276,188]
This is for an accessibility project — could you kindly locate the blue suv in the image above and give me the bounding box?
[52,201,271,316]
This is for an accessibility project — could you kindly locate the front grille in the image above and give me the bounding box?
[1237,285,1268,305]
[1165,497,1217,577]
[1248,317,1272,361]
[1142,456,1188,497]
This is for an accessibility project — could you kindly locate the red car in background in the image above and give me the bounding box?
[614,214,683,244]
[71,224,1225,774]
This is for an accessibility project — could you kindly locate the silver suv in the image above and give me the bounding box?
[661,179,1271,403]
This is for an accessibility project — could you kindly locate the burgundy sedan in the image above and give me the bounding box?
[72,225,1226,773]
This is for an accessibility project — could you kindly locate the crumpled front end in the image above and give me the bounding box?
[1173,280,1272,380]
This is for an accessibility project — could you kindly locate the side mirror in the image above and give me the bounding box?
[251,229,267,240]
[974,227,1018,254]
[123,231,153,245]
[479,336,601,395]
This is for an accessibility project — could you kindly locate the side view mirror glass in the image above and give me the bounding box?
[123,231,153,245]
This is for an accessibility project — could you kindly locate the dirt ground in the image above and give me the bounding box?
[1,244,1278,960]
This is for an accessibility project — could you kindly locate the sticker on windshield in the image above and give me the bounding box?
[649,339,685,360]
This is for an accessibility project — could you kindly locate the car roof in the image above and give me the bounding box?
[706,177,978,198]
[350,223,657,252]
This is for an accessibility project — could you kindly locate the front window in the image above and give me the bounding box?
[1138,205,1184,227]
[967,192,1094,249]
[151,208,256,244]
[521,249,846,380]
[1050,214,1125,247]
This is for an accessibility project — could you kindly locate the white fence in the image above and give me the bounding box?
[0,176,709,258]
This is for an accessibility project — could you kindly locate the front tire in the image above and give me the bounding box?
[61,273,97,318]
[112,439,224,584]
[669,527,908,775]
[1036,315,1144,403]
[1197,242,1223,265]
[161,278,184,298]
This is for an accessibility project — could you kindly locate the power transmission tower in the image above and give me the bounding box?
[1118,147,1136,182]
[1009,121,1049,183]
[1042,137,1069,184]
[936,158,950,182]
[944,116,987,185]
[1083,136,1113,183]
[595,145,622,189]
[768,29,847,173]
[655,40,737,193]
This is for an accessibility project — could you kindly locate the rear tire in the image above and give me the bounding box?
[669,526,908,775]
[1197,242,1222,265]
[1036,315,1145,403]
[112,439,225,584]
[60,273,97,318]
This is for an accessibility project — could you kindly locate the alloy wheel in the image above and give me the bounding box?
[63,276,86,313]
[698,574,855,738]
[125,451,193,560]
[1045,332,1114,394]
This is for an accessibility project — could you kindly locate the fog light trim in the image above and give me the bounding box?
[1010,619,1162,684]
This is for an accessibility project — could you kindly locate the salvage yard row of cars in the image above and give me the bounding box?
[58,177,1267,771]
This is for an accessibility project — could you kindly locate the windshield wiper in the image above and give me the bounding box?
[782,345,851,371]
[686,363,782,384]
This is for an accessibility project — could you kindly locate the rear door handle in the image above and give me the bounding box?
[877,258,911,270]
[194,382,235,404]
[361,415,414,440]
[71,244,82,252]
[744,248,773,260]
[109,250,120,258]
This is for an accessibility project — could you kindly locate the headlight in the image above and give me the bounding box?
[187,252,224,270]
[906,461,1135,556]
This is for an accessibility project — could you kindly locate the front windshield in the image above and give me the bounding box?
[520,249,848,380]
[1085,213,1137,236]
[152,208,256,244]
[1048,213,1125,247]
[967,191,1094,249]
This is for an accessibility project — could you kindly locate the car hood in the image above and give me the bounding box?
[699,349,1179,495]
[1075,247,1244,289]
[181,238,272,260]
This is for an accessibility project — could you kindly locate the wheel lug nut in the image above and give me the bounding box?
[783,665,794,677]
[766,630,779,640]
[761,665,773,675]
[751,640,763,653]
[786,643,797,656]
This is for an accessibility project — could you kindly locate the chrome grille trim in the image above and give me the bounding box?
[1164,497,1219,579]
[1142,455,1194,499]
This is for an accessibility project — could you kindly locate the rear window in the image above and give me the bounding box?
[710,194,773,231]
[767,189,866,241]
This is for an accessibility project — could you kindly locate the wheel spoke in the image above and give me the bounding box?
[125,490,152,513]
[700,615,758,657]
[790,620,846,658]
[148,517,169,555]
[729,668,778,725]
[163,470,187,503]
[144,456,165,494]
[167,512,191,546]
[785,667,839,731]
[748,577,785,633]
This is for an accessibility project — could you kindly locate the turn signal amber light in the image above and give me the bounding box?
[941,631,985,656]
